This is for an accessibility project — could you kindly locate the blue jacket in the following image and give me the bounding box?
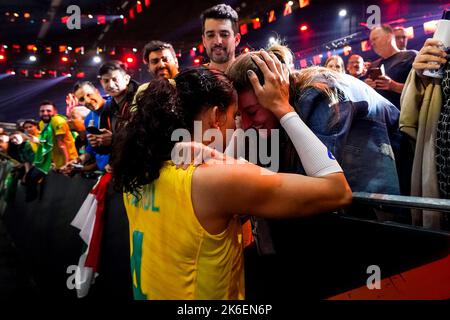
[289,73,401,195]
[84,103,111,171]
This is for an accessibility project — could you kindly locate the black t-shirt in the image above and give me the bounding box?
[372,50,416,109]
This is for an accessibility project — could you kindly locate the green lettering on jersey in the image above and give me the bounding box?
[130,230,147,300]
[129,184,159,212]
[151,182,160,212]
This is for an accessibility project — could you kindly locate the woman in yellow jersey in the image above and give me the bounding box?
[111,52,352,300]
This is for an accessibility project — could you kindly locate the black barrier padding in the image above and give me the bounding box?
[3,172,133,300]
[2,171,449,300]
[245,214,449,299]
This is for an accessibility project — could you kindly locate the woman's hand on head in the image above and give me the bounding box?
[247,50,294,119]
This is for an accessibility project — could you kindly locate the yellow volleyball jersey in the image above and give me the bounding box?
[39,116,78,168]
[123,162,245,300]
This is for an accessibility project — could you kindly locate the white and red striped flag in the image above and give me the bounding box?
[71,172,112,298]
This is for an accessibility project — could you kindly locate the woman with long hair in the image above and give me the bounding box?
[227,47,402,196]
[111,62,351,300]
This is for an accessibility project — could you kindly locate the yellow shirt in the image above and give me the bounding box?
[123,163,245,300]
[28,131,40,153]
[39,116,78,169]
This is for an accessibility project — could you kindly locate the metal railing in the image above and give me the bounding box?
[352,192,450,214]
[346,192,450,236]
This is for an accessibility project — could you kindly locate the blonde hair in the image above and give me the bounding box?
[324,55,345,73]
[268,44,295,70]
[226,45,342,106]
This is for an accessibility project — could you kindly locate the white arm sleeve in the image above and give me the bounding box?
[280,112,343,177]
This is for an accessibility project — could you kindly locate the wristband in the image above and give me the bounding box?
[279,112,343,177]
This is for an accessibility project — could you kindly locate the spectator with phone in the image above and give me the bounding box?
[365,24,416,110]
[66,81,111,174]
[98,61,139,134]
[365,24,417,196]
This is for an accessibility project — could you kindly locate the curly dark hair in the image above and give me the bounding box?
[111,67,236,195]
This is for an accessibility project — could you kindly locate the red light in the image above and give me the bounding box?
[61,56,69,62]
[300,59,307,68]
[0,54,5,61]
[243,47,250,53]
[252,18,261,30]
[97,15,106,25]
[194,58,201,65]
[126,57,134,63]
[76,71,85,78]
[137,2,143,13]
[240,24,248,35]
[300,24,308,32]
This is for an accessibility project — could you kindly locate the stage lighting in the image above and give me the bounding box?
[423,20,438,34]
[339,9,347,17]
[300,24,308,32]
[240,24,248,35]
[88,14,93,19]
[194,58,201,65]
[48,70,57,77]
[29,55,37,62]
[93,56,102,64]
[126,57,134,63]
[0,54,5,62]
[61,56,69,63]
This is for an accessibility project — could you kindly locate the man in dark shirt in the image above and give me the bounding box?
[365,24,416,109]
[365,24,417,196]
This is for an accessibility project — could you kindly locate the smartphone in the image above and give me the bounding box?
[368,65,385,80]
[86,126,102,135]
[71,163,84,170]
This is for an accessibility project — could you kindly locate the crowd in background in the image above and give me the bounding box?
[0,2,449,300]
